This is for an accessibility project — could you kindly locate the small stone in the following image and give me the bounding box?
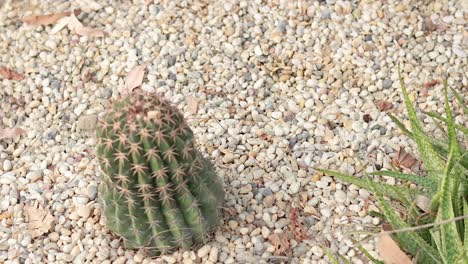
[228,220,238,229]
[254,45,263,56]
[239,227,249,235]
[74,104,87,116]
[239,184,252,194]
[289,182,300,194]
[208,247,219,262]
[3,160,12,171]
[315,181,328,188]
[26,171,42,182]
[77,115,98,130]
[197,245,211,258]
[334,190,347,203]
[86,185,98,200]
[49,232,59,242]
[77,206,91,219]
[382,79,393,89]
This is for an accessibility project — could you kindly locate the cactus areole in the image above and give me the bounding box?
[96,91,224,255]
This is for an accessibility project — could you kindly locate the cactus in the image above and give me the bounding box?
[96,90,224,255]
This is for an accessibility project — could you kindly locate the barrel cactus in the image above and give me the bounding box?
[96,90,224,255]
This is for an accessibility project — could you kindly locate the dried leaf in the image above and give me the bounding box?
[288,207,308,242]
[186,96,199,114]
[392,147,417,170]
[50,15,72,34]
[51,13,105,37]
[67,13,105,37]
[423,80,440,88]
[376,100,392,112]
[377,231,412,264]
[0,67,24,80]
[24,201,53,238]
[20,9,81,25]
[268,233,290,256]
[424,17,449,32]
[123,63,149,95]
[0,127,25,140]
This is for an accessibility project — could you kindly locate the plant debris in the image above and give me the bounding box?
[121,63,150,96]
[23,201,54,238]
[288,207,308,242]
[268,233,290,256]
[20,10,81,25]
[0,67,24,80]
[375,100,393,112]
[392,147,417,171]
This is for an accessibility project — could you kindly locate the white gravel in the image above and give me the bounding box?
[0,0,467,263]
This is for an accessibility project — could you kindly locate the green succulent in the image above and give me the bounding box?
[96,90,224,256]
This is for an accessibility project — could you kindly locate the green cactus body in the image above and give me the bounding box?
[96,91,224,255]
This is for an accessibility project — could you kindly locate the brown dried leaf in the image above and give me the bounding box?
[24,201,53,238]
[392,147,417,170]
[377,231,412,264]
[288,207,308,242]
[375,100,392,112]
[186,96,199,114]
[423,80,440,88]
[20,10,81,25]
[123,63,149,95]
[0,127,25,140]
[0,67,24,80]
[268,233,290,256]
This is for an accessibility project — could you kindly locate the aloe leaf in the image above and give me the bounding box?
[314,168,422,204]
[321,247,341,264]
[388,113,413,137]
[464,198,468,254]
[366,176,442,264]
[433,85,464,262]
[423,111,468,136]
[370,170,438,193]
[397,66,445,183]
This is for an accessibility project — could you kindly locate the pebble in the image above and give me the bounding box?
[74,104,88,116]
[0,1,463,263]
[3,160,12,171]
[334,190,347,203]
[77,115,98,130]
[197,245,211,258]
[26,171,42,182]
[77,206,91,219]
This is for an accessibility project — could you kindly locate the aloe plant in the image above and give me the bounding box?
[316,69,467,263]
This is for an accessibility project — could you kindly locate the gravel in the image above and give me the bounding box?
[0,0,466,263]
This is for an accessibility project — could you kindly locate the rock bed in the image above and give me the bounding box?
[0,0,466,263]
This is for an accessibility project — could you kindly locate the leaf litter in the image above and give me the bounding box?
[0,67,24,80]
[20,10,81,25]
[122,63,149,96]
[23,201,53,238]
[376,228,413,264]
[51,12,105,37]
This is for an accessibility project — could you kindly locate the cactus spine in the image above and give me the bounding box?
[96,91,224,255]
